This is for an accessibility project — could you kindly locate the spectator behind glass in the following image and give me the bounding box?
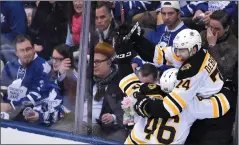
[50,44,77,112]
[0,1,27,44]
[28,1,68,60]
[91,2,118,47]
[0,34,64,126]
[200,10,238,80]
[185,11,238,145]
[146,1,187,46]
[191,1,236,30]
[81,42,128,141]
[0,1,27,64]
[48,44,77,132]
[65,1,83,49]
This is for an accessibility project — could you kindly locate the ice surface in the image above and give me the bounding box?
[1,127,87,144]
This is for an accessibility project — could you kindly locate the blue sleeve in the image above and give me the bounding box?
[223,1,236,17]
[181,3,196,17]
[180,2,208,17]
[130,1,152,11]
[146,30,154,42]
[195,2,208,12]
[131,56,144,67]
[158,65,174,72]
[114,1,152,17]
[146,25,162,44]
[1,2,27,42]
[146,25,160,43]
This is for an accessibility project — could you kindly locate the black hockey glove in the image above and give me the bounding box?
[133,92,151,118]
[114,24,135,62]
[114,23,143,61]
[134,83,169,118]
[121,22,144,44]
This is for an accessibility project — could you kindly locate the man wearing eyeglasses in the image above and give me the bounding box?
[81,42,128,141]
[0,34,64,126]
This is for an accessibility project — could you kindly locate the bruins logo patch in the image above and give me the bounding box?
[148,84,157,90]
[181,63,191,71]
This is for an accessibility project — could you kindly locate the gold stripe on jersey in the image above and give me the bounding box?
[173,53,183,62]
[131,129,147,144]
[199,52,210,72]
[170,92,187,109]
[155,45,164,64]
[164,97,180,116]
[125,136,134,144]
[165,51,173,66]
[119,74,138,90]
[210,97,219,118]
[148,94,164,100]
[216,93,230,116]
[119,74,139,95]
[126,84,137,97]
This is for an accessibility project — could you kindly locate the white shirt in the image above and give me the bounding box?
[83,85,104,123]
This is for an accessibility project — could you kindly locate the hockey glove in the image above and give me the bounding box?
[114,23,144,60]
[133,92,151,118]
[114,24,135,62]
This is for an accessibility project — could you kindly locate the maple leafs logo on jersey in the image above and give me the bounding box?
[7,79,27,101]
[181,63,191,71]
[42,62,51,74]
[47,89,62,113]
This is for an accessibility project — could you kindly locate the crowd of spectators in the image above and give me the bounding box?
[0,1,238,143]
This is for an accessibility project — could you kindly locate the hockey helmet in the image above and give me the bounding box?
[173,29,202,56]
[160,68,178,93]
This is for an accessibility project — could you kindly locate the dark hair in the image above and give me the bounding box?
[139,63,158,80]
[14,34,33,48]
[210,10,231,29]
[53,44,75,69]
[96,1,112,14]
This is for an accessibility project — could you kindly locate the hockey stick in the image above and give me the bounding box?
[123,21,140,41]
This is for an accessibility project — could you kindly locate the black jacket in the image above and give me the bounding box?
[28,1,68,60]
[98,70,126,131]
[91,20,118,48]
[201,30,238,80]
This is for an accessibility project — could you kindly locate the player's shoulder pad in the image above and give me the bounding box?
[177,49,206,80]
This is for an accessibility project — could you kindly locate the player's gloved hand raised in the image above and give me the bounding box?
[114,24,134,62]
[114,23,144,62]
[115,22,144,43]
